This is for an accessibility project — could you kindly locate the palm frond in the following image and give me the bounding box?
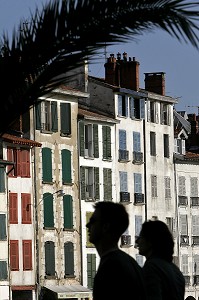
[0,0,199,134]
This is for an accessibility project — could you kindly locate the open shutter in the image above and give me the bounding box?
[23,240,32,270]
[103,126,111,159]
[9,193,18,224]
[0,214,6,240]
[0,167,5,192]
[51,101,58,132]
[0,261,7,280]
[62,149,72,184]
[61,103,71,135]
[35,102,42,130]
[63,195,73,229]
[20,149,30,177]
[93,124,99,158]
[10,240,19,271]
[140,98,145,119]
[79,122,85,156]
[87,254,96,289]
[64,242,74,276]
[94,167,100,200]
[42,148,52,183]
[45,241,55,276]
[130,97,135,119]
[43,193,54,228]
[80,167,86,200]
[103,168,112,201]
[21,193,31,224]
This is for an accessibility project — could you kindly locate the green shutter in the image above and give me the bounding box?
[60,103,71,135]
[94,167,99,200]
[45,241,55,276]
[43,193,54,228]
[64,242,74,276]
[35,102,42,130]
[0,261,8,280]
[63,195,73,229]
[80,167,86,200]
[103,126,111,159]
[42,148,52,183]
[103,168,112,201]
[51,101,58,132]
[93,124,99,158]
[62,149,72,184]
[87,254,96,289]
[0,167,5,193]
[79,122,85,157]
[0,214,6,240]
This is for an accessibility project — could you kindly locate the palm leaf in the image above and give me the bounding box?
[0,0,199,134]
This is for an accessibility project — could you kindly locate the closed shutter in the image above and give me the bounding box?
[16,149,21,176]
[42,148,52,183]
[51,101,58,132]
[134,173,142,193]
[0,167,5,192]
[133,132,141,152]
[79,122,85,156]
[23,240,32,270]
[118,95,123,116]
[80,167,86,200]
[10,240,19,271]
[180,214,188,235]
[9,193,18,224]
[103,168,112,201]
[191,177,198,197]
[94,167,100,200]
[87,254,96,289]
[64,242,74,276]
[119,130,126,150]
[21,193,31,224]
[0,261,8,280]
[135,215,142,236]
[20,149,30,177]
[45,241,55,276]
[192,215,199,236]
[35,102,42,130]
[182,255,188,274]
[93,124,99,158]
[62,149,72,184]
[44,193,54,228]
[0,214,6,240]
[63,195,73,229]
[119,171,128,192]
[102,126,111,159]
[178,176,186,196]
[60,103,71,135]
[140,99,145,119]
[130,97,135,119]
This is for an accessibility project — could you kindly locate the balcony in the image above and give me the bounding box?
[178,196,188,206]
[118,149,129,162]
[192,236,199,246]
[184,275,190,285]
[180,235,189,246]
[134,193,145,205]
[191,197,199,207]
[193,275,199,285]
[132,151,144,164]
[120,192,130,203]
[121,235,131,247]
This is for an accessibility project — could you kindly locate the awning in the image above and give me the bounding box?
[43,284,92,299]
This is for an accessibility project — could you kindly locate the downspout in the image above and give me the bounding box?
[143,107,147,221]
[173,157,180,266]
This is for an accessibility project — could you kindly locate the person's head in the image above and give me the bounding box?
[136,220,174,262]
[86,201,129,247]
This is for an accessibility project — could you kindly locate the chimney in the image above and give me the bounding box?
[144,72,165,96]
[104,53,140,91]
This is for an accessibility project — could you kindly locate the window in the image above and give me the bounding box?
[23,240,32,270]
[174,138,185,155]
[147,101,158,123]
[135,215,142,239]
[80,167,99,201]
[36,100,58,132]
[0,214,6,240]
[151,175,157,197]
[150,132,156,156]
[43,193,54,228]
[62,149,72,184]
[133,132,141,152]
[42,147,52,183]
[182,255,188,275]
[63,195,73,229]
[0,261,8,280]
[102,126,111,160]
[119,130,129,161]
[21,193,31,224]
[164,177,171,199]
[166,217,174,233]
[9,193,18,224]
[134,173,142,193]
[45,241,55,276]
[64,242,74,276]
[164,134,169,158]
[120,171,128,192]
[178,176,186,196]
[0,167,5,192]
[10,240,19,271]
[87,254,96,289]
[193,255,199,275]
[190,177,198,197]
[160,103,170,125]
[60,103,71,136]
[192,215,199,237]
[118,95,128,117]
[79,122,99,158]
[7,148,30,177]
[130,97,145,119]
[103,168,112,201]
[86,212,94,248]
[180,214,188,235]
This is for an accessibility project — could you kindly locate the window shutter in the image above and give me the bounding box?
[134,173,142,193]
[0,214,6,240]
[9,193,18,224]
[60,103,71,135]
[120,171,128,192]
[178,176,186,196]
[64,242,74,276]
[182,255,188,274]
[79,122,85,156]
[130,97,135,119]
[190,177,198,197]
[119,130,126,150]
[180,215,188,235]
[80,167,86,200]
[21,193,31,224]
[23,240,32,270]
[45,241,55,276]
[94,167,100,200]
[140,98,145,119]
[42,148,52,183]
[0,261,8,280]
[16,149,21,176]
[62,149,72,184]
[182,140,186,155]
[118,95,123,116]
[147,101,150,122]
[0,167,5,192]
[87,254,96,289]
[103,126,111,159]
[51,101,58,132]
[133,132,141,152]
[43,193,54,228]
[10,240,19,271]
[103,168,112,201]
[7,148,14,176]
[135,215,142,237]
[164,177,171,199]
[194,255,199,274]
[86,212,95,247]
[20,149,30,177]
[93,124,99,158]
[192,215,199,236]
[63,195,73,229]
[35,102,42,130]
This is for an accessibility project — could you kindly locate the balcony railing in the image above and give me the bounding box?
[120,192,130,203]
[134,193,145,205]
[132,151,143,164]
[184,275,190,285]
[191,197,199,207]
[192,236,199,245]
[178,196,188,206]
[180,235,189,246]
[121,235,131,247]
[118,150,129,162]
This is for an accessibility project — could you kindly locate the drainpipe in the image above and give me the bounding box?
[143,106,147,221]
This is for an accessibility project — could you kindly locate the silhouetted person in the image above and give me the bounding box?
[86,201,147,300]
[136,219,185,300]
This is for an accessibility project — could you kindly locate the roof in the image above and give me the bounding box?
[43,284,92,299]
[174,110,191,134]
[2,134,42,147]
[78,108,119,124]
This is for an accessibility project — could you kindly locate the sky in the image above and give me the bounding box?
[0,0,199,115]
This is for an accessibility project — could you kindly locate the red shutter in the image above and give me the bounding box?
[23,240,32,270]
[7,148,14,176]
[17,149,21,176]
[9,193,18,224]
[20,149,30,177]
[10,240,19,271]
[21,193,31,224]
